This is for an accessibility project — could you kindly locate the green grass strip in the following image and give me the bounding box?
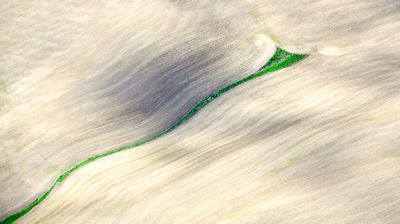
[1,47,307,224]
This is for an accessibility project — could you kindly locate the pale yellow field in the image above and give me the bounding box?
[1,1,400,223]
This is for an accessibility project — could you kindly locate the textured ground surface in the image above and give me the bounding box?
[1,0,400,223]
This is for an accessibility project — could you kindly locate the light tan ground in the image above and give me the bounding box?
[1,0,400,223]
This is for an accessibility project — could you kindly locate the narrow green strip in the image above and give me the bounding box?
[1,47,307,224]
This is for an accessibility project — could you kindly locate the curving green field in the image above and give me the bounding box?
[1,47,307,224]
